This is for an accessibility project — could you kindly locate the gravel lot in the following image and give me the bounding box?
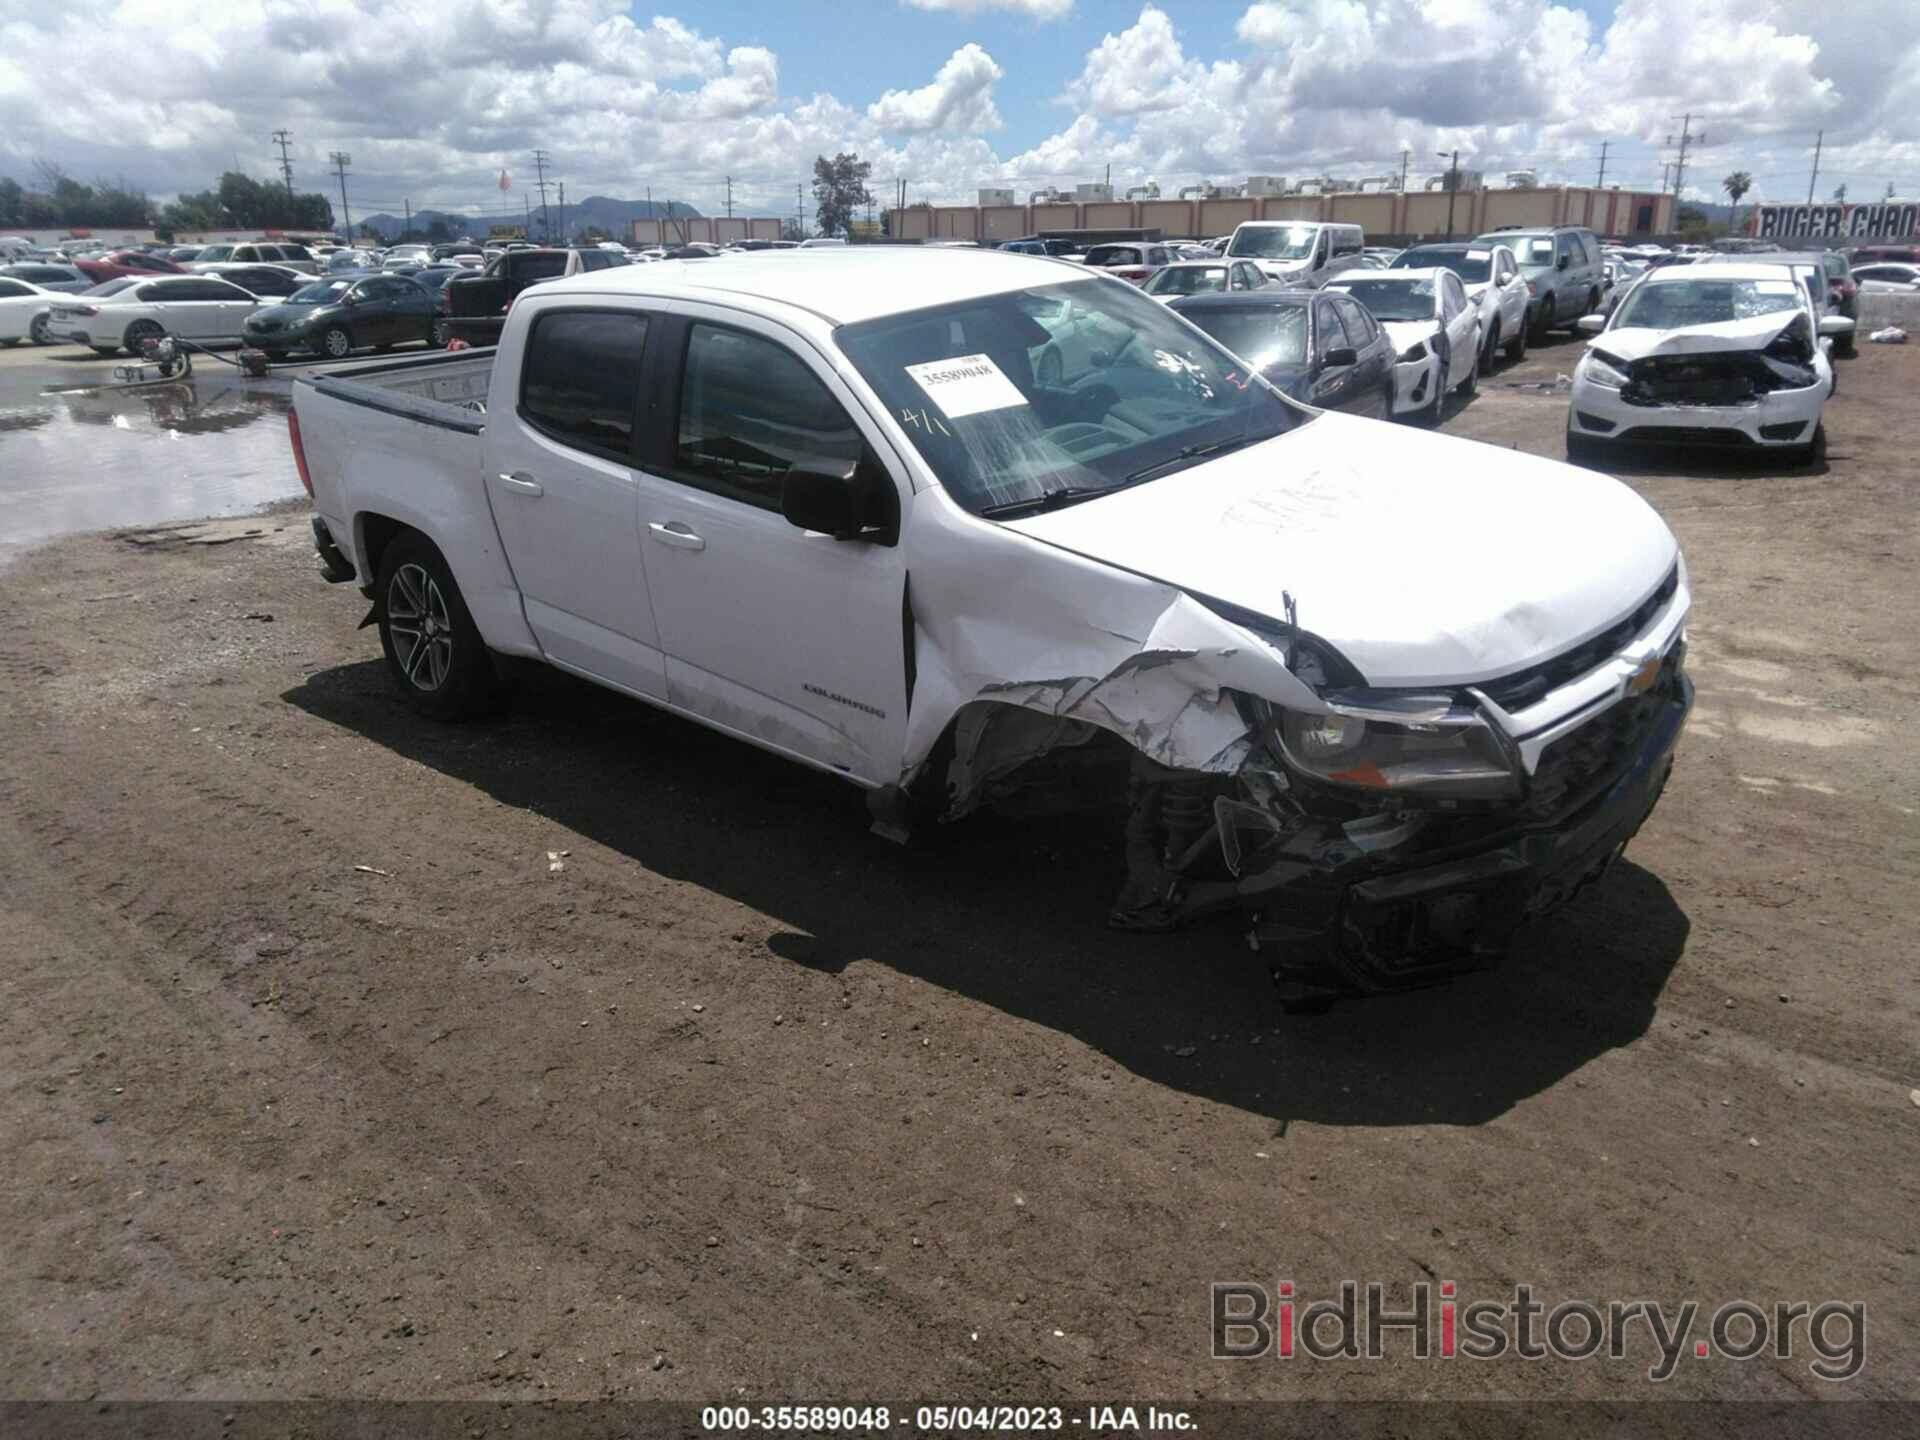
[1,330,1915,1421]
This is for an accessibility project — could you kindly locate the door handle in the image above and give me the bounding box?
[498,471,543,496]
[649,521,705,552]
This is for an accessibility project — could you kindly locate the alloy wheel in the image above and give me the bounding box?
[386,563,454,692]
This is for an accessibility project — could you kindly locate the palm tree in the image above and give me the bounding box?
[1722,171,1752,235]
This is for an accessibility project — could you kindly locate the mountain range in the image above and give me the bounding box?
[356,194,703,241]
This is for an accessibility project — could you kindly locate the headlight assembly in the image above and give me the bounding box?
[1261,692,1522,800]
[1581,350,1630,388]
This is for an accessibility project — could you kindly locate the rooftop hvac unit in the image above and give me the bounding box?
[1125,181,1162,201]
[977,187,1014,207]
[1244,175,1290,197]
[1354,175,1399,193]
[1177,183,1216,200]
[1074,182,1114,202]
[1029,186,1066,204]
[1505,170,1539,189]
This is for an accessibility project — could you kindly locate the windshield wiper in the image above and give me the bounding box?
[977,485,1111,519]
[1123,431,1268,485]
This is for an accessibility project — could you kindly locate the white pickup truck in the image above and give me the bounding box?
[290,248,1692,1002]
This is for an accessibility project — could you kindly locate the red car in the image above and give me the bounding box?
[73,249,187,284]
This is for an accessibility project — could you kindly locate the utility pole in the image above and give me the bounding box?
[524,194,532,235]
[1398,149,1410,194]
[557,181,565,243]
[1438,148,1459,239]
[1806,130,1823,205]
[1668,113,1698,207]
[532,149,551,240]
[725,175,733,218]
[1595,140,1610,190]
[272,129,295,200]
[403,198,411,238]
[328,151,352,239]
[796,182,804,238]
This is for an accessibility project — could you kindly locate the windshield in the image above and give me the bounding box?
[836,279,1306,515]
[288,279,352,304]
[1393,248,1491,283]
[196,245,235,262]
[1228,225,1318,260]
[1083,245,1143,268]
[1329,277,1436,322]
[1614,277,1805,330]
[1144,265,1226,296]
[1176,303,1309,370]
[1484,233,1555,265]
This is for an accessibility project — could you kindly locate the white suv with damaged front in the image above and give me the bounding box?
[1566,261,1848,468]
[288,248,1692,1004]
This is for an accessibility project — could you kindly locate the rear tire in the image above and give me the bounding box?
[375,532,504,721]
[122,319,163,356]
[29,313,52,345]
[1505,314,1528,362]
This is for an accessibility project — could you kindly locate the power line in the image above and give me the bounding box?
[272,129,295,199]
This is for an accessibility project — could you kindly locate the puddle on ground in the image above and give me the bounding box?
[0,371,301,565]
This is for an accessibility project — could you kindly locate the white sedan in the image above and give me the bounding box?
[1325,268,1480,424]
[1566,262,1848,467]
[46,274,263,355]
[1850,262,1920,293]
[1139,259,1269,301]
[0,275,65,346]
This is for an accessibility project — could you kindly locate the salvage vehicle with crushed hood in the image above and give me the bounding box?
[1566,262,1850,468]
[287,248,1692,1004]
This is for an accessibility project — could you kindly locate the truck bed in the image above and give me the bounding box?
[302,349,496,433]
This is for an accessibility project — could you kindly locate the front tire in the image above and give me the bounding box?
[1529,297,1553,342]
[1458,335,1479,396]
[375,533,502,720]
[319,325,353,359]
[1566,431,1604,465]
[1789,423,1827,471]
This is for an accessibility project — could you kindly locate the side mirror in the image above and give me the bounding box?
[1556,254,1570,270]
[1324,346,1358,368]
[1817,314,1855,337]
[782,457,899,544]
[1576,314,1607,334]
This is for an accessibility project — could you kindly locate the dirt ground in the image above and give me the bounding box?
[1,329,1916,1421]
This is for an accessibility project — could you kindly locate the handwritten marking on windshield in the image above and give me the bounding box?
[900,406,952,437]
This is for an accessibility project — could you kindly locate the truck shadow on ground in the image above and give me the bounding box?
[286,659,1689,1131]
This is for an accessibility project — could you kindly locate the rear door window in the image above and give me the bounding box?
[518,309,651,463]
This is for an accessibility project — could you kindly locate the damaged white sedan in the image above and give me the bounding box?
[290,248,1692,1002]
[1567,262,1850,467]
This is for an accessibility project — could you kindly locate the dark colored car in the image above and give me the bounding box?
[213,264,308,298]
[0,261,91,293]
[1473,225,1605,339]
[1000,237,1083,258]
[1169,289,1395,418]
[74,249,188,284]
[242,273,437,358]
[441,249,574,346]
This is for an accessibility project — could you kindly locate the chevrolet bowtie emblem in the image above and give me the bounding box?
[1628,657,1662,695]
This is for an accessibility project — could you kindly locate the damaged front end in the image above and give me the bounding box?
[903,583,1691,999]
[1613,314,1822,409]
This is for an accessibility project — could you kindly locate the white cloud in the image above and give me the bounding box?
[0,0,1913,221]
[901,0,1074,19]
[868,44,1004,133]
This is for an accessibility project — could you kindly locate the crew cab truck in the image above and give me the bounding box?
[291,248,1692,1003]
[440,247,626,346]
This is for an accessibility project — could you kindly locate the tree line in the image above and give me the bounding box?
[0,162,334,236]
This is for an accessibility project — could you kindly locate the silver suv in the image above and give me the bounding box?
[1475,225,1606,340]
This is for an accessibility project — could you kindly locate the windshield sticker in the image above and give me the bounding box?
[905,353,1029,419]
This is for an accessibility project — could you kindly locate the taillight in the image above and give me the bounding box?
[288,408,314,498]
[74,305,97,317]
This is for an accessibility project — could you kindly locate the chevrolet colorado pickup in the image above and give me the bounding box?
[290,248,1692,1001]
